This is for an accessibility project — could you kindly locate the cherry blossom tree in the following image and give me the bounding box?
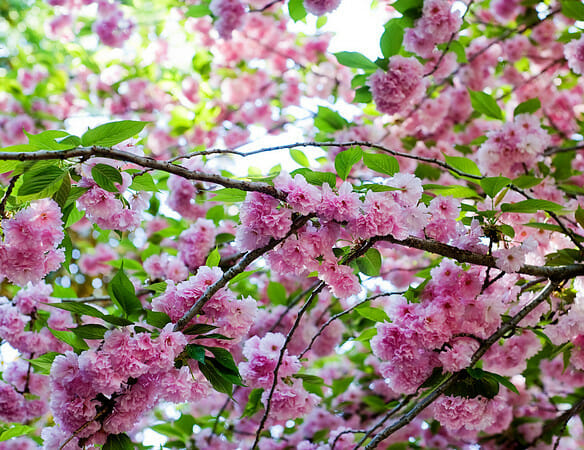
[1,0,584,448]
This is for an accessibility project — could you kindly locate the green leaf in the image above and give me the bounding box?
[81,120,149,147]
[0,160,19,174]
[354,327,377,341]
[380,20,403,58]
[47,301,105,318]
[356,248,382,276]
[290,168,336,188]
[424,184,481,199]
[103,433,134,450]
[444,155,482,177]
[468,89,504,120]
[314,106,349,132]
[130,173,158,192]
[485,371,520,395]
[91,164,123,193]
[334,51,379,71]
[0,424,35,442]
[25,130,77,150]
[205,247,221,267]
[560,0,584,20]
[56,135,82,147]
[362,152,399,176]
[198,360,234,395]
[514,98,541,116]
[353,86,373,103]
[288,0,307,21]
[53,174,71,208]
[206,347,240,373]
[290,149,310,167]
[49,328,89,352]
[186,4,211,17]
[26,352,61,375]
[501,199,565,214]
[512,175,543,189]
[70,324,108,340]
[182,323,218,336]
[575,207,584,229]
[267,281,287,305]
[18,164,66,196]
[355,305,389,322]
[332,376,354,397]
[480,176,511,198]
[391,0,423,15]
[241,388,264,418]
[109,266,143,318]
[145,310,172,328]
[186,344,206,363]
[449,40,468,63]
[64,205,85,228]
[212,188,247,203]
[335,147,362,180]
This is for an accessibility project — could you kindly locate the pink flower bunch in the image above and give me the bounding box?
[317,181,361,222]
[143,253,189,283]
[167,175,208,221]
[236,192,292,251]
[49,324,203,444]
[304,0,341,16]
[433,395,496,431]
[482,330,541,376]
[92,0,135,47]
[77,166,145,231]
[0,199,64,285]
[564,35,584,75]
[77,243,117,276]
[0,380,47,423]
[262,378,319,424]
[317,258,361,299]
[152,266,257,343]
[178,218,217,272]
[210,0,246,39]
[477,113,551,177]
[274,173,321,215]
[404,0,462,58]
[367,56,426,116]
[239,332,301,388]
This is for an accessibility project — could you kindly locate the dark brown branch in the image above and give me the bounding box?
[0,174,20,219]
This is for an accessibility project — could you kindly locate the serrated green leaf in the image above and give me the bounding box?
[512,175,543,189]
[18,164,66,196]
[186,4,211,17]
[501,199,565,214]
[288,0,307,21]
[290,149,310,167]
[362,152,399,176]
[0,424,35,442]
[81,120,148,147]
[468,89,503,120]
[480,176,511,198]
[444,155,482,177]
[91,164,122,193]
[354,327,377,341]
[25,130,76,150]
[186,344,206,363]
[334,146,362,180]
[356,248,381,276]
[109,266,143,318]
[199,360,234,395]
[356,305,389,322]
[26,352,61,375]
[182,323,218,336]
[290,168,336,187]
[267,281,287,305]
[212,188,247,203]
[314,106,349,132]
[353,85,373,103]
[49,328,89,351]
[205,247,221,267]
[103,433,134,450]
[514,98,541,116]
[0,160,19,174]
[47,302,105,319]
[241,388,264,418]
[575,207,584,229]
[145,310,172,328]
[130,173,158,192]
[334,51,379,71]
[380,20,403,58]
[560,0,584,20]
[206,347,240,373]
[69,324,108,340]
